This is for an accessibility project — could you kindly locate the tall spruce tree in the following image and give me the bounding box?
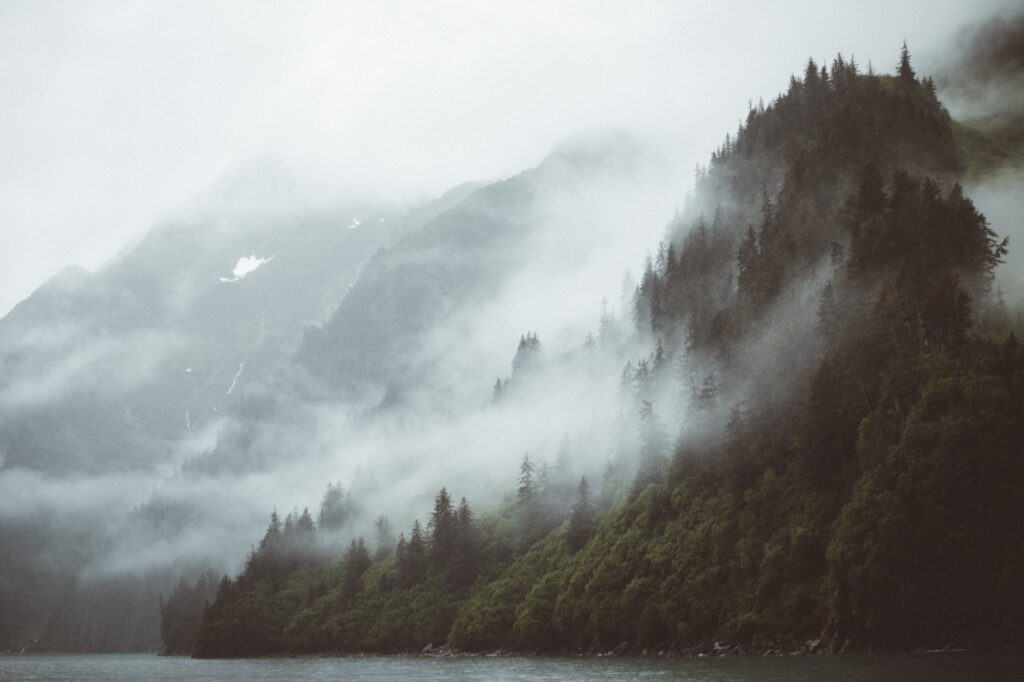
[452,497,480,585]
[373,515,395,561]
[517,454,540,549]
[428,488,457,572]
[897,41,915,82]
[567,477,594,552]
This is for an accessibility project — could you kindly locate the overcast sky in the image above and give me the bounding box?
[0,0,1015,317]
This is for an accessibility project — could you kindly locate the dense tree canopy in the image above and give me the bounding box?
[170,47,1024,657]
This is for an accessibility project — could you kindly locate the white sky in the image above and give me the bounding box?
[0,0,1015,316]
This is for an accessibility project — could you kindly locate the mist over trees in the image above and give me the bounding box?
[0,122,672,654]
[151,45,1024,657]
[0,0,1021,658]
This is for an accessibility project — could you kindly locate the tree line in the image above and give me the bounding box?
[163,45,1024,656]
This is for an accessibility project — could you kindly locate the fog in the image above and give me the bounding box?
[1,0,1023,650]
[1,0,1016,317]
[970,168,1024,304]
[928,8,1024,307]
[0,325,188,409]
[68,131,681,580]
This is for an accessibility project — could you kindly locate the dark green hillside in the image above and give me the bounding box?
[183,48,1024,657]
[586,48,1021,649]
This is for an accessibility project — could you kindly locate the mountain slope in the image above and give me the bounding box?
[0,191,432,473]
[0,181,490,650]
[185,49,1024,657]
[297,131,651,398]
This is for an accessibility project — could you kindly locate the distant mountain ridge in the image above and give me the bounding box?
[0,190,445,475]
[297,129,651,397]
[0,131,665,652]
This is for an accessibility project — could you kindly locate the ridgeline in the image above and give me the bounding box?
[166,47,1024,658]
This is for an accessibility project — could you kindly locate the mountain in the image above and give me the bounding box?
[0,131,670,653]
[0,198,398,474]
[0,178,492,650]
[5,37,1022,658]
[0,166,497,477]
[181,47,1024,657]
[297,129,652,399]
[531,50,1020,652]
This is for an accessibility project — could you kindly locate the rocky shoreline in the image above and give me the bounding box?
[195,638,983,660]
[3,638,996,659]
[412,638,979,659]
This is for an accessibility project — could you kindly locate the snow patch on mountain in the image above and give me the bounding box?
[220,255,275,282]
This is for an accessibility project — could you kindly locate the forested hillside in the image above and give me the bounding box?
[168,47,1024,657]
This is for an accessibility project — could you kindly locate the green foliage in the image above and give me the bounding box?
[189,47,1024,656]
[449,530,569,651]
[827,348,1024,645]
[428,488,457,572]
[566,477,594,552]
[159,570,218,655]
[319,483,354,531]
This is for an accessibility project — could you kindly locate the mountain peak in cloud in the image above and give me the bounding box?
[541,128,650,174]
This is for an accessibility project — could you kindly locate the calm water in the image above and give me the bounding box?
[0,653,1022,681]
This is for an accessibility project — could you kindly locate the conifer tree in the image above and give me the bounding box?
[567,477,594,552]
[428,487,457,572]
[517,454,540,549]
[653,338,666,372]
[452,497,480,585]
[373,515,395,561]
[259,509,283,553]
[898,41,915,82]
[517,453,535,506]
[511,332,543,376]
[406,520,427,584]
[318,482,351,531]
[340,538,372,606]
[737,226,760,301]
[804,57,819,87]
[635,400,667,492]
[394,532,409,584]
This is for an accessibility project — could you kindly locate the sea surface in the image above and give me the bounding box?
[0,652,1022,681]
